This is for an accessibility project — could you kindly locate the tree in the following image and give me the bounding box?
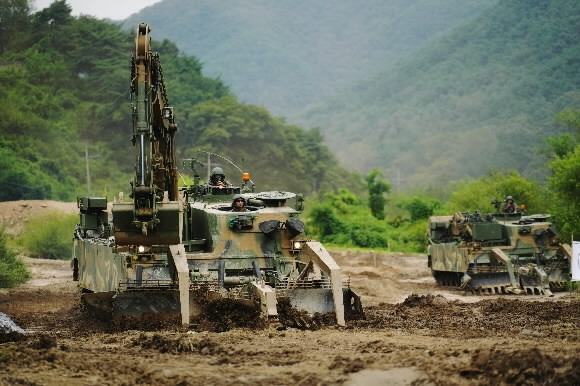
[547,146,580,241]
[402,197,441,221]
[308,204,344,240]
[545,109,580,241]
[542,109,580,158]
[0,0,29,53]
[34,0,72,26]
[446,169,548,214]
[365,169,391,220]
[297,127,334,194]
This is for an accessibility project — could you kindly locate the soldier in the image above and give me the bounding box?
[231,195,247,212]
[502,195,518,214]
[208,167,228,189]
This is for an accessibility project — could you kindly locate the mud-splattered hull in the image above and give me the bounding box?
[82,289,255,320]
[82,287,363,325]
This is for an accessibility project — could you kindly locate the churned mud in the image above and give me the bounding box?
[0,201,579,385]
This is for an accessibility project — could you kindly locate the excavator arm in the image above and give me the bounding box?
[113,24,182,245]
[133,24,179,195]
[130,23,178,233]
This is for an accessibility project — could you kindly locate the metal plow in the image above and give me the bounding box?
[82,285,361,330]
[82,288,226,321]
[460,266,553,296]
[434,267,554,296]
[460,271,520,295]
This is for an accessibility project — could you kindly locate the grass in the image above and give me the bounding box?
[16,211,78,260]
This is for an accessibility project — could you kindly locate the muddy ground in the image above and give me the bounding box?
[1,201,579,385]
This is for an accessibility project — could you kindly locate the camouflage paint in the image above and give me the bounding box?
[428,211,570,294]
[73,190,353,326]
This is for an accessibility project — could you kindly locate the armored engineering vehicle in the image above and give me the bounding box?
[427,200,572,295]
[72,24,360,328]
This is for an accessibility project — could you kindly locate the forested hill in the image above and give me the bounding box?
[0,1,354,202]
[297,0,580,190]
[124,0,497,116]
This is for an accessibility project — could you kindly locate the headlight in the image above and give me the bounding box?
[138,245,145,253]
[292,241,304,251]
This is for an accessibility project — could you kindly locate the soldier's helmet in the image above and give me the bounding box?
[211,167,225,176]
[232,194,246,205]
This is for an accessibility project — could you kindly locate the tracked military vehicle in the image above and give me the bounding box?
[427,199,571,295]
[72,24,360,328]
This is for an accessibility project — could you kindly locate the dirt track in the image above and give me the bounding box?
[1,201,580,385]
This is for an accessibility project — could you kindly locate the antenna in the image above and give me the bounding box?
[197,150,255,185]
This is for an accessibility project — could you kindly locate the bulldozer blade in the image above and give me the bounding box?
[83,287,363,326]
[520,274,543,288]
[112,291,186,317]
[283,288,336,314]
[548,268,569,290]
[81,291,115,319]
[520,271,552,295]
[83,290,207,320]
[465,272,514,294]
[282,288,364,321]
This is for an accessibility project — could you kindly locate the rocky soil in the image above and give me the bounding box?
[0,201,579,385]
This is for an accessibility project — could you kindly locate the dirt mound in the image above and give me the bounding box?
[463,348,580,385]
[399,293,449,307]
[195,298,265,332]
[354,295,580,339]
[134,332,223,354]
[29,333,58,350]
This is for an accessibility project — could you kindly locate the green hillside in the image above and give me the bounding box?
[124,0,497,116]
[298,0,580,189]
[0,1,355,202]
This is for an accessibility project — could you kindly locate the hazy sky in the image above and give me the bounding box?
[32,0,161,20]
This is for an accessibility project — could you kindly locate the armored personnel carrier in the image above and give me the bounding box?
[71,24,360,328]
[427,199,571,295]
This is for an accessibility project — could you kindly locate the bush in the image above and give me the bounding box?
[347,218,390,249]
[399,197,442,221]
[446,169,548,214]
[0,228,30,288]
[308,204,345,239]
[386,221,428,253]
[17,211,77,260]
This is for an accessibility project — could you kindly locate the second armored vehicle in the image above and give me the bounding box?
[427,199,571,295]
